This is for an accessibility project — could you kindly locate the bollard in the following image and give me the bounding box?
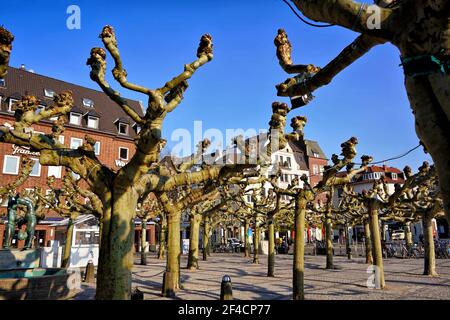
[131,287,144,300]
[84,260,95,283]
[220,275,233,300]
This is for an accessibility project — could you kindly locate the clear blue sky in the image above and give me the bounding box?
[0,0,432,171]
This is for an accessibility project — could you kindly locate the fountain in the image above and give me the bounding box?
[0,194,80,300]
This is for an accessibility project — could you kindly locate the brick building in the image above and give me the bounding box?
[0,66,156,251]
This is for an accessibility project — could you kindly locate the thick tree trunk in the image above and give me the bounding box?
[364,220,373,265]
[325,212,334,269]
[293,199,306,300]
[162,212,181,297]
[423,216,438,277]
[267,219,275,277]
[405,75,450,224]
[244,219,250,258]
[368,203,385,289]
[187,214,201,270]
[140,218,147,265]
[61,218,74,268]
[96,189,137,300]
[202,218,210,261]
[158,219,167,260]
[345,223,352,260]
[253,224,260,264]
[404,222,413,252]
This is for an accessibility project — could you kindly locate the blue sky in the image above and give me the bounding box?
[0,0,432,170]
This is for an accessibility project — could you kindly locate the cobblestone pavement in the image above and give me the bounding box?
[73,253,450,300]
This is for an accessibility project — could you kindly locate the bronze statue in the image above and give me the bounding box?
[3,194,36,250]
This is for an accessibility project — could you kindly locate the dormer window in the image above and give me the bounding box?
[87,116,99,129]
[132,123,141,134]
[118,123,129,135]
[392,173,397,180]
[313,152,320,158]
[83,98,94,108]
[69,112,82,125]
[44,89,55,98]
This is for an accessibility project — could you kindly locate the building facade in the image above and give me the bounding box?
[0,66,156,251]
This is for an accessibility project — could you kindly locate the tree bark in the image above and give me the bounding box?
[96,189,137,300]
[404,221,413,252]
[368,203,385,289]
[162,212,181,297]
[61,218,74,269]
[187,213,201,270]
[244,219,250,258]
[423,216,438,276]
[158,218,167,260]
[364,220,373,265]
[345,223,352,260]
[252,224,260,264]
[325,211,334,269]
[267,218,275,277]
[202,217,210,261]
[293,198,306,300]
[140,218,147,265]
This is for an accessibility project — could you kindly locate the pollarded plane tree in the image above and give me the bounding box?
[152,136,255,297]
[0,157,34,201]
[275,1,450,223]
[341,161,436,289]
[386,170,444,276]
[237,182,295,276]
[0,26,13,79]
[0,25,253,299]
[269,135,373,300]
[135,193,164,266]
[38,172,103,268]
[308,190,344,268]
[335,187,374,264]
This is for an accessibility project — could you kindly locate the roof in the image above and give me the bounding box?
[0,66,145,138]
[304,140,327,160]
[287,140,309,171]
[367,165,402,174]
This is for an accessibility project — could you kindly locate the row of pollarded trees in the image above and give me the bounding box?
[0,24,263,299]
[274,2,450,227]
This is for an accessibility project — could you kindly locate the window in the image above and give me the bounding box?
[392,173,397,180]
[30,158,41,177]
[119,147,129,160]
[48,166,62,178]
[82,98,94,108]
[246,195,252,203]
[118,123,129,135]
[313,164,319,175]
[58,135,65,145]
[286,157,292,168]
[71,137,83,149]
[69,113,82,125]
[3,155,20,175]
[87,116,99,129]
[8,98,18,112]
[0,79,5,87]
[313,152,320,158]
[44,89,55,98]
[279,156,284,165]
[374,172,381,180]
[94,141,100,156]
[320,166,324,176]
